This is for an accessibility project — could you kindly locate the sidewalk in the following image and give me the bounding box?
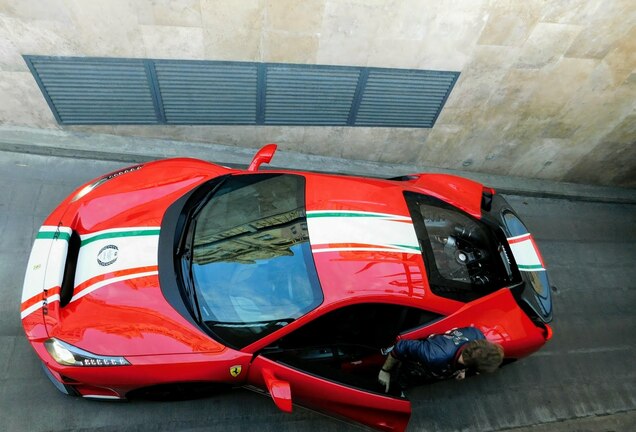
[1,126,634,204]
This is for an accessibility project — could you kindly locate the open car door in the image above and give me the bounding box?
[247,354,411,432]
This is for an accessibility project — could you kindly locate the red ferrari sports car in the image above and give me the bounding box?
[21,144,553,431]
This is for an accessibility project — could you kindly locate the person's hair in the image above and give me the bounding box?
[461,340,504,373]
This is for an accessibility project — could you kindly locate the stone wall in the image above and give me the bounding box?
[0,0,634,186]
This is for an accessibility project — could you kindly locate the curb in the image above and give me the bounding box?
[1,127,634,205]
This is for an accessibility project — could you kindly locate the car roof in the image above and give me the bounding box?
[301,173,428,304]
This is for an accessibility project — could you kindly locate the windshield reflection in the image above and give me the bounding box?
[187,174,322,348]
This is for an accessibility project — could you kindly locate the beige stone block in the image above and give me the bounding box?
[316,34,370,66]
[185,126,260,147]
[565,0,634,59]
[485,68,539,118]
[380,128,430,164]
[296,126,346,157]
[500,118,552,144]
[515,22,582,69]
[203,27,261,61]
[477,0,543,47]
[0,71,58,127]
[0,16,82,57]
[163,125,257,148]
[0,0,73,23]
[415,1,488,70]
[200,1,264,62]
[0,22,23,71]
[68,125,117,135]
[322,0,385,38]
[65,0,146,57]
[253,126,305,152]
[372,0,430,41]
[339,127,390,161]
[432,107,457,126]
[559,77,636,152]
[366,39,424,69]
[433,107,483,130]
[265,0,325,34]
[600,25,636,87]
[135,0,202,27]
[445,46,519,109]
[263,31,318,64]
[420,124,473,167]
[539,0,603,25]
[522,57,597,119]
[541,121,579,139]
[374,1,487,71]
[454,128,511,170]
[464,44,521,74]
[414,38,472,71]
[562,114,636,186]
[329,0,395,6]
[168,125,259,147]
[200,0,264,33]
[103,125,263,148]
[141,25,205,59]
[505,138,571,179]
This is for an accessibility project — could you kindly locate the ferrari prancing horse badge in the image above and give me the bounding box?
[230,365,242,377]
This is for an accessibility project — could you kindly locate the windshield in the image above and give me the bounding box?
[184,174,323,349]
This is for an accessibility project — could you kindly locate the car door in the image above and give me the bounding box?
[242,302,439,431]
[247,354,411,432]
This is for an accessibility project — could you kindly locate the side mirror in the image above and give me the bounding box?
[248,143,278,171]
[261,367,292,413]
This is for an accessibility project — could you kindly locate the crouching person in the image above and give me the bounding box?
[378,327,504,393]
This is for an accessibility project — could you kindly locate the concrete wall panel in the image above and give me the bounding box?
[0,0,633,187]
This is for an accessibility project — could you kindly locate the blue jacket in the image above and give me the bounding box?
[392,327,485,379]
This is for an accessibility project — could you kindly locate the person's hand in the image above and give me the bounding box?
[378,369,391,392]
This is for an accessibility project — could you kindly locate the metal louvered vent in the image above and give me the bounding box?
[154,61,258,125]
[25,56,459,128]
[265,65,360,125]
[26,57,157,124]
[356,70,458,127]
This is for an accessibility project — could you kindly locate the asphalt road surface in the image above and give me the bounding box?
[1,151,635,432]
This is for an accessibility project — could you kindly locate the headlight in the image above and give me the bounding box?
[44,338,130,367]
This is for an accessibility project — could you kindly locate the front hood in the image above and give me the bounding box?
[21,159,231,356]
[43,226,223,357]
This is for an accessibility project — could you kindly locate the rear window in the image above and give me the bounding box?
[404,192,515,302]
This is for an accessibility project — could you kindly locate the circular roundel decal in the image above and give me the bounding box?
[97,245,119,266]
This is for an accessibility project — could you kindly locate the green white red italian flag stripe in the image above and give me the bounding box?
[507,233,546,271]
[307,210,420,254]
[21,226,159,319]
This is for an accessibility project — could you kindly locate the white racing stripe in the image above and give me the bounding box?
[22,226,72,303]
[507,234,545,271]
[307,212,420,253]
[75,228,160,288]
[21,226,160,320]
[70,270,159,303]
